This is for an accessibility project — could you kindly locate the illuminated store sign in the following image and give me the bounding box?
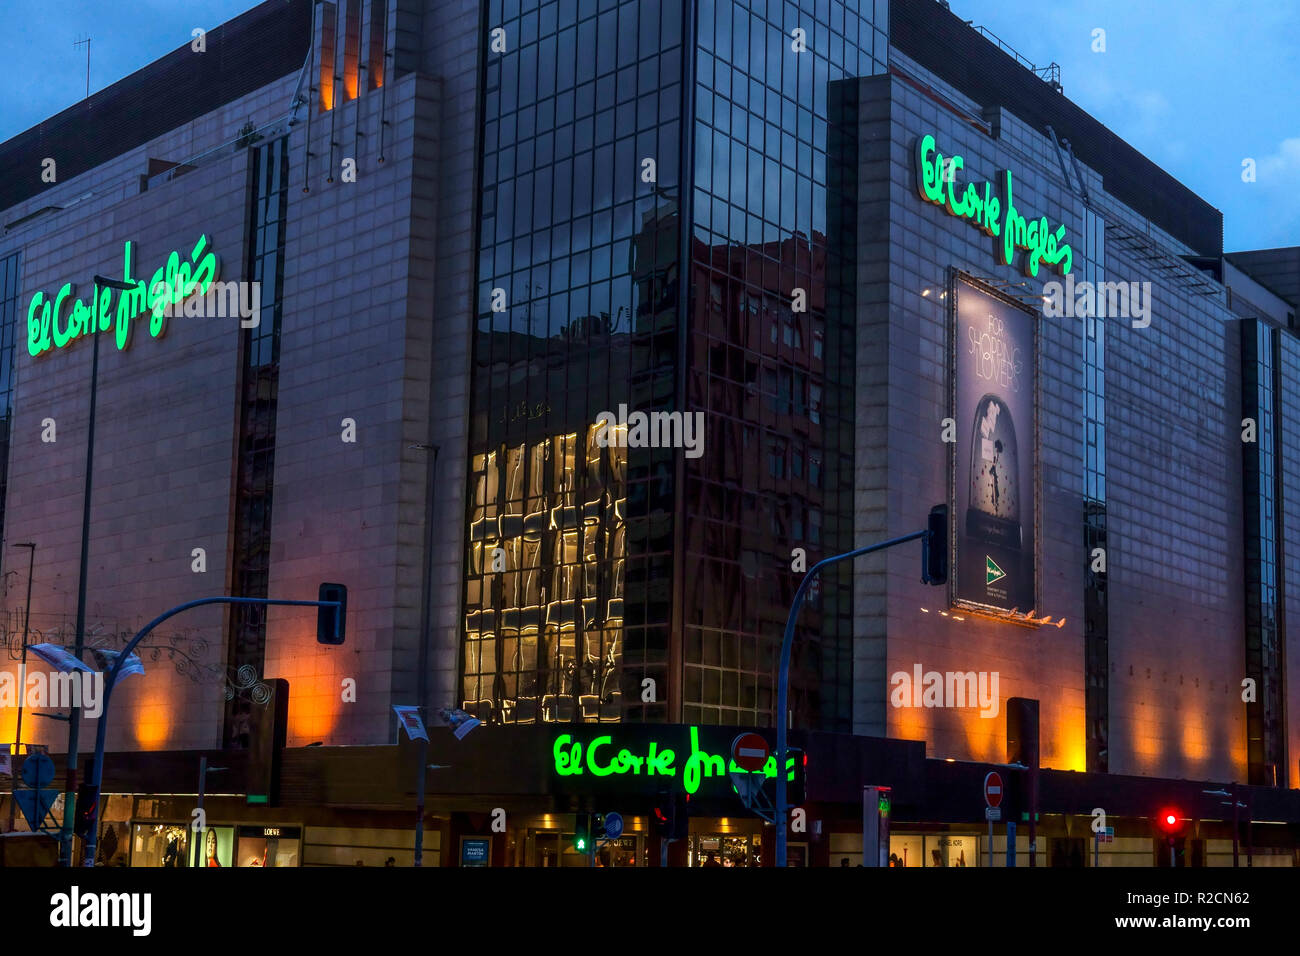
[27,235,221,358]
[914,134,1073,277]
[552,725,795,795]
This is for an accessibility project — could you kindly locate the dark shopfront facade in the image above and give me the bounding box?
[61,723,1300,867]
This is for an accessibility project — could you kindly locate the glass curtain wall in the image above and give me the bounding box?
[464,0,888,730]
[1242,319,1286,785]
[683,0,886,730]
[225,137,289,748]
[1081,208,1108,772]
[465,0,685,724]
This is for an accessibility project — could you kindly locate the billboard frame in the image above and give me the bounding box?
[945,268,1043,623]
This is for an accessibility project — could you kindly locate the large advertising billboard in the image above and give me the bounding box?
[952,276,1037,613]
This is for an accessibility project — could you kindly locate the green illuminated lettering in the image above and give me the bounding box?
[553,734,583,776]
[51,284,76,348]
[27,293,50,357]
[647,742,675,777]
[914,134,1071,276]
[25,235,224,359]
[915,134,944,204]
[587,735,616,776]
[683,726,725,795]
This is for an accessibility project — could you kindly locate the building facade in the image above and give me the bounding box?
[0,0,1298,867]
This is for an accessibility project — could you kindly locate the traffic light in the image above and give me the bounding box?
[73,783,99,839]
[922,504,948,585]
[317,582,347,644]
[573,814,591,853]
[787,748,807,806]
[651,792,689,840]
[592,813,606,841]
[1156,807,1185,838]
[1156,806,1185,866]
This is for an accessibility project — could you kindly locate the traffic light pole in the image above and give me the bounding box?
[80,594,343,866]
[775,528,930,868]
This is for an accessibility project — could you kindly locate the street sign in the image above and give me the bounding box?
[1100,827,1114,843]
[731,732,769,773]
[985,806,1001,821]
[983,771,1003,808]
[15,788,58,831]
[21,752,55,789]
[603,811,624,840]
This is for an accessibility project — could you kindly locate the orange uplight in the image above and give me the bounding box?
[132,693,174,748]
[287,681,341,743]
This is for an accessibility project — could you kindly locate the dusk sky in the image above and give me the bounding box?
[1,0,1296,251]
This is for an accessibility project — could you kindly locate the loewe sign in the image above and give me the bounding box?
[27,235,221,358]
[914,134,1073,277]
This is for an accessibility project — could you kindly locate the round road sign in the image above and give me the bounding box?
[983,771,1004,808]
[604,811,624,840]
[731,732,769,772]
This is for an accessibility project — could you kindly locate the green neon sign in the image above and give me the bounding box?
[27,235,221,358]
[914,134,1073,277]
[552,726,796,795]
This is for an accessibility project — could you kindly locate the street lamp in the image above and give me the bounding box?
[1203,786,1249,867]
[57,273,137,865]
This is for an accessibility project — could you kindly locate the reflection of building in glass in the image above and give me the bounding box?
[464,426,627,723]
[464,0,872,731]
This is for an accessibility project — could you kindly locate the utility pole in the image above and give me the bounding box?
[5,542,35,833]
[74,37,91,99]
[58,276,131,865]
[776,508,945,867]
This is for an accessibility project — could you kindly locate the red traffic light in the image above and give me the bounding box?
[1156,807,1184,834]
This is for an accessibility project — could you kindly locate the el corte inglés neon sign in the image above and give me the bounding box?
[914,134,1073,277]
[27,235,221,358]
[552,726,795,795]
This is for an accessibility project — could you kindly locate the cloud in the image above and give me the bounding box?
[1257,137,1300,183]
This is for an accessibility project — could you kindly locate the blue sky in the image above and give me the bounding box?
[1,0,1295,251]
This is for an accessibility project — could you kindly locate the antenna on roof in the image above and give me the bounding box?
[74,35,92,99]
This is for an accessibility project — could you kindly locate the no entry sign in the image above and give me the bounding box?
[984,771,1004,808]
[731,733,769,772]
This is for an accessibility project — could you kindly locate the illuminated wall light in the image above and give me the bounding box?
[318,3,337,112]
[342,0,361,101]
[132,694,174,748]
[367,0,387,90]
[919,606,930,613]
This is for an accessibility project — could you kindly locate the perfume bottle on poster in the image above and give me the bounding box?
[966,394,1022,550]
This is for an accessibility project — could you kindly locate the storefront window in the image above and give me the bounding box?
[130,823,190,867]
[197,826,235,868]
[888,833,979,867]
[236,826,302,867]
[688,833,761,867]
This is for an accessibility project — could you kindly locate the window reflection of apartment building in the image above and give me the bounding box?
[464,332,630,725]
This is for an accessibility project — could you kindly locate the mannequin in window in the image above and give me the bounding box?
[162,834,181,868]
